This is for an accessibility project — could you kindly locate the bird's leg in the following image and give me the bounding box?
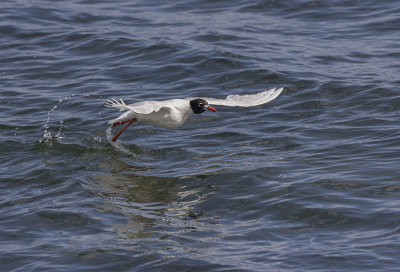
[111,118,137,142]
[112,119,132,127]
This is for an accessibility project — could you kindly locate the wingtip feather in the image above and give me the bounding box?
[105,98,130,111]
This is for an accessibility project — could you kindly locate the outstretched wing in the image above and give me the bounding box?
[106,87,283,115]
[105,98,168,115]
[193,87,283,107]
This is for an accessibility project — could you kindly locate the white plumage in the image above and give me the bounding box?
[105,87,283,142]
[191,87,283,107]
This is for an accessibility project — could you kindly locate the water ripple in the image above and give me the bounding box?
[1,0,400,271]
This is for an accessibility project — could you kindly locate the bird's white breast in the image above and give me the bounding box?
[137,99,193,128]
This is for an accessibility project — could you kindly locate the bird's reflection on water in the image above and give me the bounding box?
[93,158,220,242]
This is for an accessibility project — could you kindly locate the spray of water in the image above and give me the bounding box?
[106,127,136,156]
[39,96,72,147]
[39,93,136,156]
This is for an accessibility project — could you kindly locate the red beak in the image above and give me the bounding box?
[207,105,217,112]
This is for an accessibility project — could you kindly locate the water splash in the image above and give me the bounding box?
[39,94,79,147]
[106,127,136,156]
[39,92,129,152]
[40,98,68,147]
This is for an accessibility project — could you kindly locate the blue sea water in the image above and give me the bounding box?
[1,0,399,271]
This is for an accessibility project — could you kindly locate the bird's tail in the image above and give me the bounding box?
[105,98,130,112]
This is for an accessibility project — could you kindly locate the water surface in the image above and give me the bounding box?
[1,0,399,271]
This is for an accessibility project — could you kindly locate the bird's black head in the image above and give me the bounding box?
[190,99,217,114]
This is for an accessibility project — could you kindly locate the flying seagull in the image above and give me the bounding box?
[105,87,283,142]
